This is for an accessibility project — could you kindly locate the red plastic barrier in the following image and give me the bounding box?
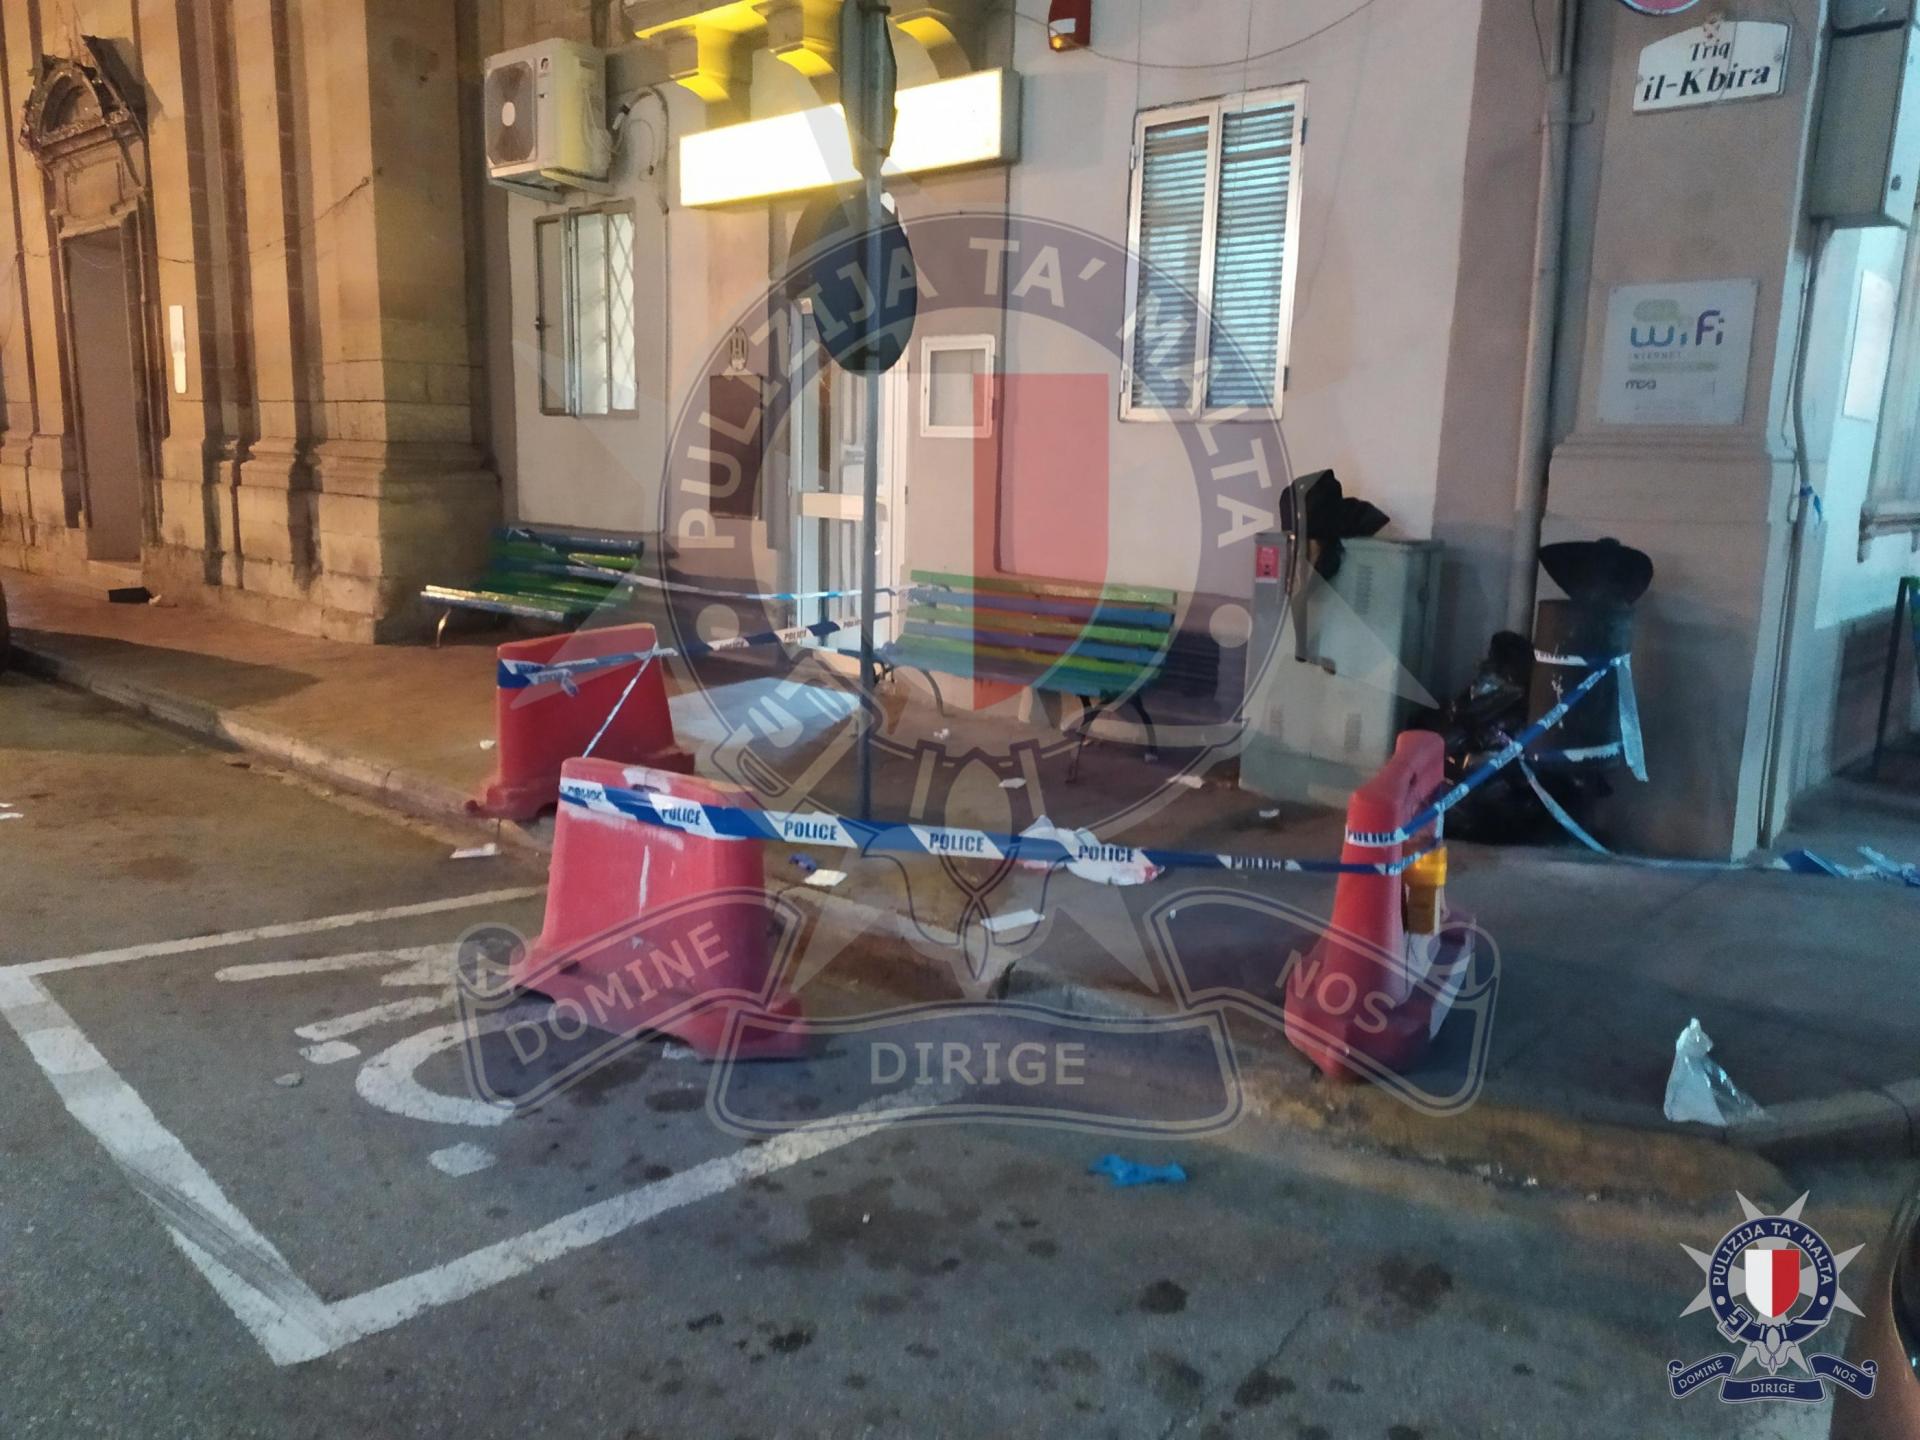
[513,757,807,1058]
[1283,731,1475,1081]
[470,623,690,820]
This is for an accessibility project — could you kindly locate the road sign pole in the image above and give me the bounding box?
[857,161,883,822]
[843,0,895,823]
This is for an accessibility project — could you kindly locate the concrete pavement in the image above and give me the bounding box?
[2,674,1902,1438]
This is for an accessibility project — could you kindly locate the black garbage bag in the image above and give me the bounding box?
[1414,630,1569,843]
[1279,470,1388,583]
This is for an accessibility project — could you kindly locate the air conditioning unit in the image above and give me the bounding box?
[484,39,612,192]
[1240,535,1441,807]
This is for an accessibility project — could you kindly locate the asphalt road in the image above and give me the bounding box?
[0,673,1903,1439]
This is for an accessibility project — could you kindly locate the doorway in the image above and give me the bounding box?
[786,300,907,653]
[66,225,145,562]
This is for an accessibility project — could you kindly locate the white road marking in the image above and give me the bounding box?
[326,1094,939,1347]
[354,1013,518,1128]
[298,1040,360,1065]
[21,890,542,977]
[428,1143,498,1178]
[0,974,343,1364]
[5,909,929,1367]
[4,945,937,1364]
[216,943,452,985]
[294,995,450,1043]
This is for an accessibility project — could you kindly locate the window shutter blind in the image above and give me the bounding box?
[1129,114,1211,410]
[1206,101,1295,409]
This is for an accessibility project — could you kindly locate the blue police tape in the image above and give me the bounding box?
[1515,758,1747,872]
[597,571,897,603]
[1343,655,1636,849]
[559,775,1442,878]
[554,654,1636,879]
[499,616,884,693]
[1533,649,1646,781]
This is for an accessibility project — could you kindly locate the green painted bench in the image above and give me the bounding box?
[422,526,647,643]
[883,569,1178,776]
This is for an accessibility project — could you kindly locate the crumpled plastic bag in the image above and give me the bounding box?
[1663,1018,1765,1127]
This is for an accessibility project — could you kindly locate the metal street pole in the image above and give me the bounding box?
[857,162,883,822]
[843,0,894,823]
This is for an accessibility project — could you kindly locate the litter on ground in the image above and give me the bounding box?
[1662,1018,1764,1127]
[1089,1155,1188,1188]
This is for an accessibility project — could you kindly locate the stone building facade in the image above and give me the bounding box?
[0,0,500,641]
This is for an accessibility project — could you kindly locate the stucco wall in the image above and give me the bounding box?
[502,0,1492,615]
[1543,0,1821,858]
[978,0,1486,601]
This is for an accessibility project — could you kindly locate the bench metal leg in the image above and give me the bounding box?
[1128,693,1160,764]
[915,666,948,719]
[435,609,451,649]
[1067,696,1104,784]
[881,660,948,719]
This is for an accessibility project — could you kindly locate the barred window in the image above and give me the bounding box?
[534,207,637,418]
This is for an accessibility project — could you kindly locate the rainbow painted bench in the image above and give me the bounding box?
[421,526,647,642]
[883,569,1177,773]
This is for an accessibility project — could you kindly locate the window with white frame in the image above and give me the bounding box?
[920,335,995,438]
[1866,228,1920,537]
[535,207,638,418]
[1121,87,1304,420]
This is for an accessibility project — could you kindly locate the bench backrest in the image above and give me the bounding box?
[892,570,1177,697]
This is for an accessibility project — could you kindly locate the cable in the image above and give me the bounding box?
[1010,0,1381,71]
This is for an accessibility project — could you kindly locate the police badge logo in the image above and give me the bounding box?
[1668,1193,1878,1405]
[656,209,1295,994]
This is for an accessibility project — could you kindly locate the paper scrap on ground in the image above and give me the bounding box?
[428,1143,498,1178]
[478,739,496,750]
[982,908,1044,935]
[1258,808,1281,820]
[999,777,1027,790]
[1663,1017,1764,1127]
[451,844,501,860]
[1169,775,1205,789]
[1088,1154,1187,1188]
[299,1040,360,1066]
[803,869,848,888]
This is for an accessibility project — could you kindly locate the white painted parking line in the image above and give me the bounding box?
[0,972,344,1365]
[325,1094,940,1349]
[22,890,543,978]
[294,994,450,1043]
[1,918,943,1366]
[216,943,453,984]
